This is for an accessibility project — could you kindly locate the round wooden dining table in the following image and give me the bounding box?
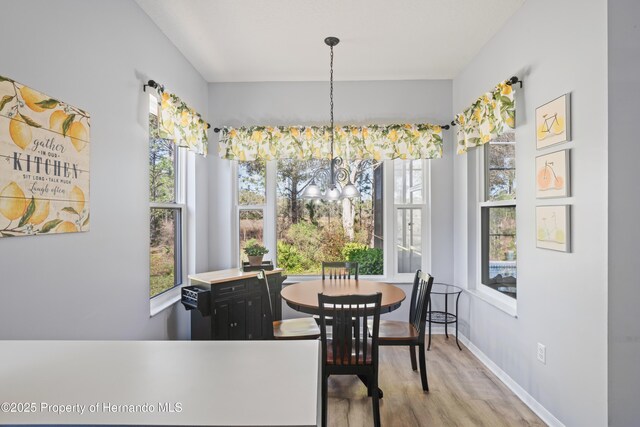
[280,278,406,315]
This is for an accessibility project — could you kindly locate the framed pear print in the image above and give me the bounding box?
[536,149,570,198]
[536,205,570,252]
[536,94,571,149]
[0,75,90,238]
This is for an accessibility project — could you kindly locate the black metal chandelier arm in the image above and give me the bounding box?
[333,166,350,183]
[331,157,356,185]
[306,167,332,185]
[299,159,351,190]
[355,159,373,173]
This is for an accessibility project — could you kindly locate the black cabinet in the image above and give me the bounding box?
[186,271,284,340]
[246,293,264,340]
[230,298,246,340]
[212,299,231,340]
[182,286,212,340]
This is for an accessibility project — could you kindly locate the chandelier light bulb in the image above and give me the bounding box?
[326,186,342,201]
[301,182,322,199]
[341,182,361,199]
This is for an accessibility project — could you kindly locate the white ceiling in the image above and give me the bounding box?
[136,0,525,83]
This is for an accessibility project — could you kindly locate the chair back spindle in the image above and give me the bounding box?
[318,293,381,366]
[322,262,359,280]
[408,270,434,336]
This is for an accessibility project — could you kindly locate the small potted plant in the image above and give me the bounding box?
[244,239,269,266]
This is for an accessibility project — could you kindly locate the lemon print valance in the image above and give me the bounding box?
[454,80,516,154]
[218,124,443,162]
[157,91,208,156]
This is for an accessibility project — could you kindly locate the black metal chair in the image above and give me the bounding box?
[258,270,320,340]
[369,270,434,391]
[318,292,382,427]
[322,261,359,280]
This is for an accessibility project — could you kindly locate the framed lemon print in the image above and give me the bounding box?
[0,75,90,237]
[536,205,570,252]
[536,149,570,198]
[536,94,571,149]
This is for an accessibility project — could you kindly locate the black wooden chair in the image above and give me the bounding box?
[258,270,320,340]
[369,270,434,391]
[318,293,382,427]
[322,261,359,280]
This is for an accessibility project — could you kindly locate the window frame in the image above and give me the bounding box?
[476,139,517,307]
[238,209,266,261]
[233,158,431,283]
[388,159,431,282]
[232,160,274,267]
[148,94,187,304]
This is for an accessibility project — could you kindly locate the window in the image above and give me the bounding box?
[393,160,425,275]
[149,94,185,298]
[238,161,266,263]
[480,132,516,299]
[235,158,431,280]
[275,159,383,275]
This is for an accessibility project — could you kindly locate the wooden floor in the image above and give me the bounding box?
[327,335,545,426]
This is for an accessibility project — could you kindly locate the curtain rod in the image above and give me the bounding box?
[209,76,522,134]
[143,79,211,129]
[445,76,522,129]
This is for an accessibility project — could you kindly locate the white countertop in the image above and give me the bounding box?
[0,340,320,426]
[189,268,284,285]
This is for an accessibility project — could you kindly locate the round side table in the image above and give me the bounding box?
[427,283,463,351]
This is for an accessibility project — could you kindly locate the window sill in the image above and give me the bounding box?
[150,285,184,317]
[465,288,518,318]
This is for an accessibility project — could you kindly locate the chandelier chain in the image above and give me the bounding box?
[300,36,360,200]
[329,44,335,176]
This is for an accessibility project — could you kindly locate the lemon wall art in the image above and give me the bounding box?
[536,205,570,252]
[0,75,90,238]
[536,149,571,198]
[536,93,571,149]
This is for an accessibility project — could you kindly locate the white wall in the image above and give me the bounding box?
[208,80,454,319]
[452,0,608,425]
[0,0,209,339]
[0,4,622,423]
[608,0,640,425]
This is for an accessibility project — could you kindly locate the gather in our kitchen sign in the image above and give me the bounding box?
[0,75,90,237]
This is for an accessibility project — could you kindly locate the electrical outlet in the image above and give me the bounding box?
[537,343,546,364]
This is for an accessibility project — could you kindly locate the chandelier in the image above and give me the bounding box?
[301,37,361,201]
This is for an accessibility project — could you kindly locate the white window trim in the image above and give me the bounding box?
[233,159,432,283]
[149,99,188,314]
[231,160,240,264]
[150,284,184,317]
[387,159,432,282]
[465,288,518,318]
[149,203,188,315]
[474,144,517,315]
[232,161,273,266]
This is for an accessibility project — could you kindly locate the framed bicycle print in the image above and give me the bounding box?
[536,205,571,252]
[536,149,570,198]
[536,93,571,149]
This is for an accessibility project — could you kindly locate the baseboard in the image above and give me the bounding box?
[428,329,565,427]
